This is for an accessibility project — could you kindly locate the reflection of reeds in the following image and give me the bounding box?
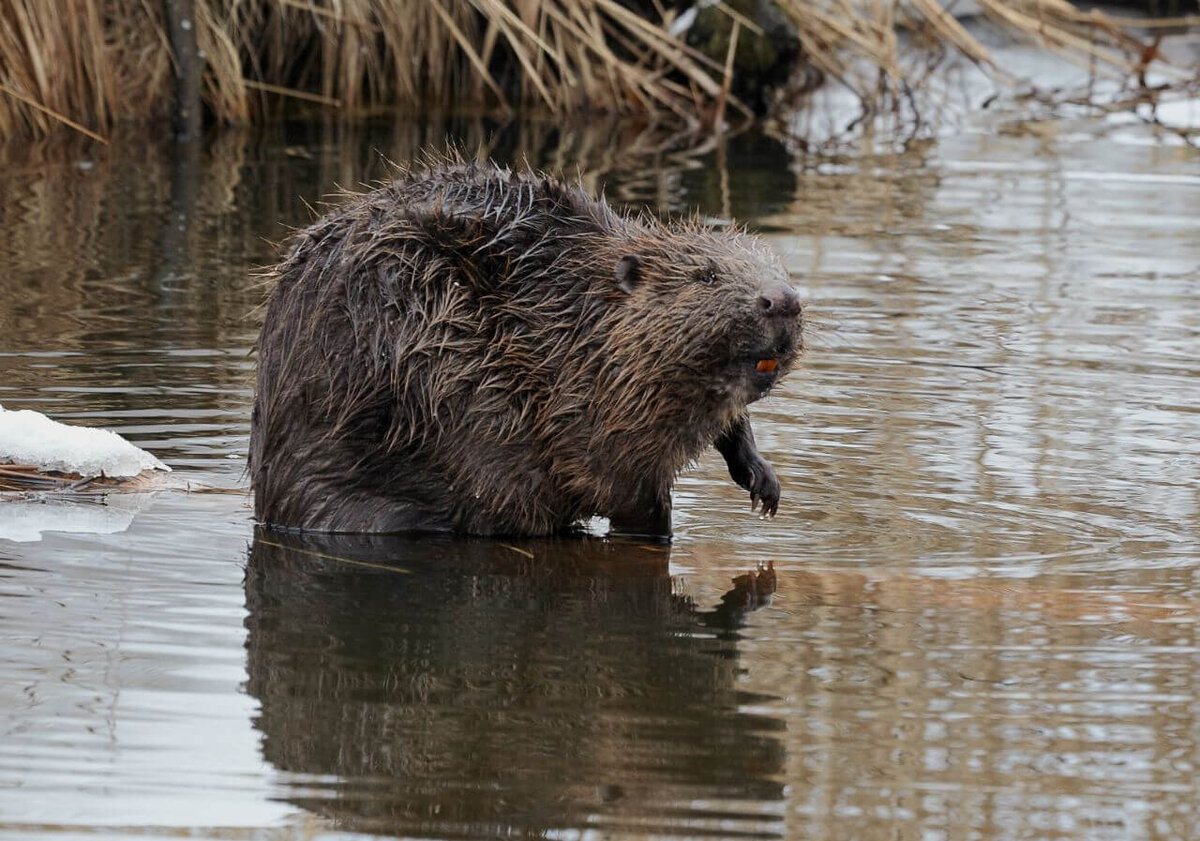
[0,118,770,355]
[1,0,1182,141]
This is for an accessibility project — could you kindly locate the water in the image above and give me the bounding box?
[1,113,1197,840]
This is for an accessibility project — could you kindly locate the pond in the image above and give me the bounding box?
[1,112,1198,840]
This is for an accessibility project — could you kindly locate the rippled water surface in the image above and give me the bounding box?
[1,114,1198,840]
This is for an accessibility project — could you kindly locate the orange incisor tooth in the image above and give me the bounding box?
[756,359,778,373]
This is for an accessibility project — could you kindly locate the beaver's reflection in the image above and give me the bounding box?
[245,530,784,838]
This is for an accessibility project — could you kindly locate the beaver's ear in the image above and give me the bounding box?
[615,255,642,294]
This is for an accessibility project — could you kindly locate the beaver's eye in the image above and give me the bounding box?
[693,268,718,285]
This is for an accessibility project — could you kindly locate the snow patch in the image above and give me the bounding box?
[0,405,170,478]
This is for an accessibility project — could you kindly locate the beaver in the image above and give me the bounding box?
[250,157,803,536]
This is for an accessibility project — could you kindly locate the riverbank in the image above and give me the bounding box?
[1,0,1195,142]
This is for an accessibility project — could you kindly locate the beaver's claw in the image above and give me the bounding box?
[745,457,780,518]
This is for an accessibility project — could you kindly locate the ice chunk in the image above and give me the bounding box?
[0,495,150,543]
[0,405,170,478]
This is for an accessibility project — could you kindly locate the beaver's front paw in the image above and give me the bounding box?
[746,457,780,518]
[716,414,781,520]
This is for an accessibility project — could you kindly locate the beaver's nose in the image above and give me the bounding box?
[757,280,802,319]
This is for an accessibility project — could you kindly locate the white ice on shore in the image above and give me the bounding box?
[0,405,170,478]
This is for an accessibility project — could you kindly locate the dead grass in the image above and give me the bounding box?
[0,0,1189,141]
[774,0,1194,105]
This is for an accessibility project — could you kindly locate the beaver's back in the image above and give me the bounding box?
[252,164,636,534]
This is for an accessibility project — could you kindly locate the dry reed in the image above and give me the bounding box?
[0,0,1190,141]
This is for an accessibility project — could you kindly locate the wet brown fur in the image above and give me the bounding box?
[250,155,802,535]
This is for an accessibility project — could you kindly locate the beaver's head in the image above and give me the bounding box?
[608,226,804,412]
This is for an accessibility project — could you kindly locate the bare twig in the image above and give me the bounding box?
[242,79,341,106]
[0,83,109,143]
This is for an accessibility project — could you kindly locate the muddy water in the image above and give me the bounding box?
[1,116,1197,840]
